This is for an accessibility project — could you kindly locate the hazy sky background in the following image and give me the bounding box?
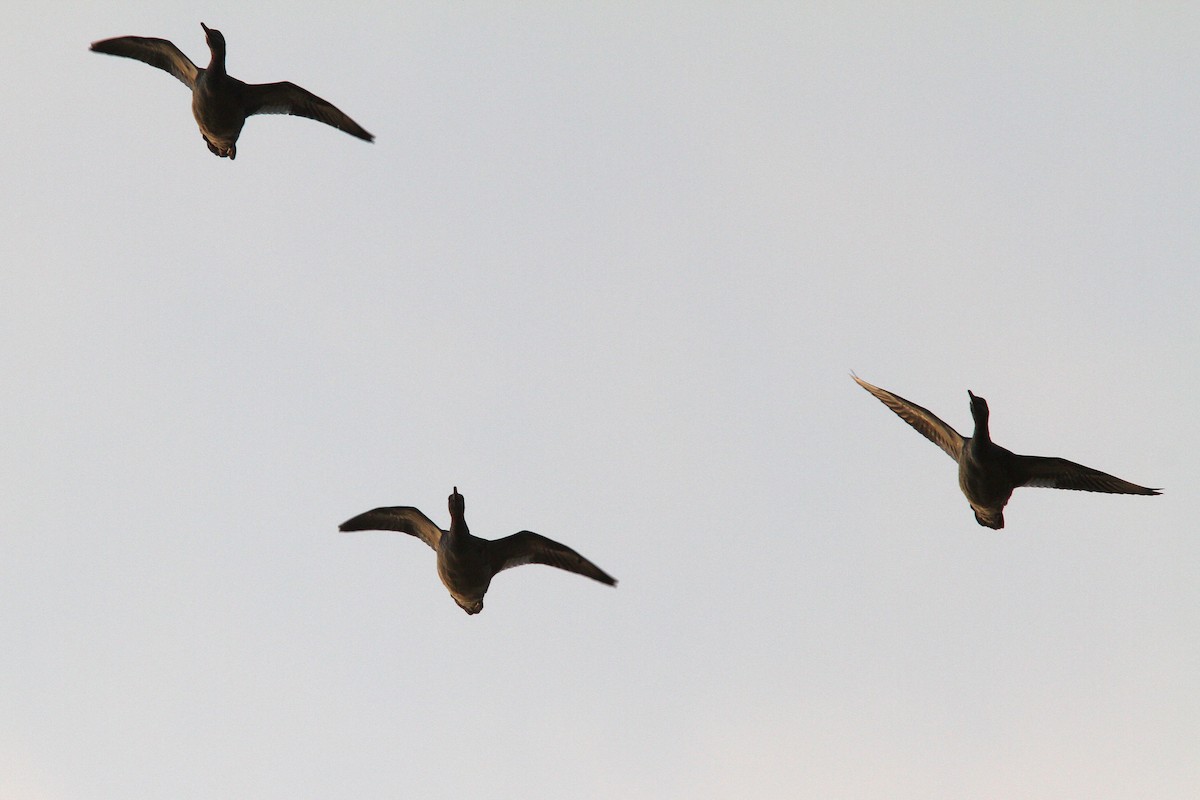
[2,3,1197,798]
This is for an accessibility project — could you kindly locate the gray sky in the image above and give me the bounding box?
[2,3,1197,798]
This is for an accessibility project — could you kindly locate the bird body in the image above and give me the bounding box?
[853,374,1160,528]
[91,23,373,159]
[959,434,1016,528]
[339,488,616,614]
[191,74,245,158]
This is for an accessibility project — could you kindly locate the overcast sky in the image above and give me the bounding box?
[2,3,1197,798]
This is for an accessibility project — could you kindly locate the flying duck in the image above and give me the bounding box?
[90,23,373,159]
[339,488,617,614]
[852,374,1160,529]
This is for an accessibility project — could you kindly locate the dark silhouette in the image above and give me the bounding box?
[853,374,1160,528]
[340,488,616,614]
[90,23,373,159]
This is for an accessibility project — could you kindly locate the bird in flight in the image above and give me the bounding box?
[90,23,373,159]
[339,487,617,614]
[852,374,1160,529]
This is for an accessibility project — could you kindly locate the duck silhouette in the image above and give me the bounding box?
[853,374,1160,528]
[90,23,373,159]
[339,488,617,614]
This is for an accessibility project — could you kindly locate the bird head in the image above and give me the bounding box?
[449,487,466,518]
[967,390,989,422]
[200,23,226,53]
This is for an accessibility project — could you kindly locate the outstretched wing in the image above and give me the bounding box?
[488,531,617,586]
[243,81,374,141]
[1014,456,1161,495]
[90,36,200,88]
[338,506,444,550]
[853,373,965,461]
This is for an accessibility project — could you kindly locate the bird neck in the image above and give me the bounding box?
[972,414,991,444]
[207,47,227,77]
